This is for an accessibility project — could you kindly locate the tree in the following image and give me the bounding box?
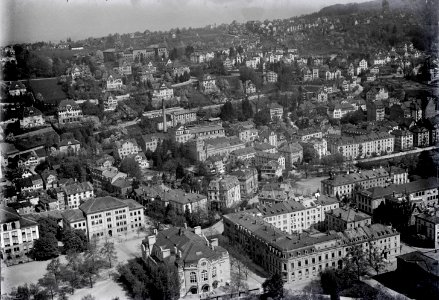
[62,229,88,253]
[38,274,58,300]
[241,98,254,120]
[262,273,284,299]
[81,295,96,300]
[220,101,236,122]
[148,263,180,300]
[32,235,59,260]
[343,244,368,280]
[80,238,104,288]
[367,240,387,275]
[253,109,271,127]
[100,239,118,268]
[119,157,142,179]
[320,269,342,300]
[46,258,62,285]
[63,251,83,293]
[301,143,318,163]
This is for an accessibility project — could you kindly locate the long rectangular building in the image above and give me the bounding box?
[223,212,400,283]
[321,167,408,198]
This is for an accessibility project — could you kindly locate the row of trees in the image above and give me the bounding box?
[116,258,180,300]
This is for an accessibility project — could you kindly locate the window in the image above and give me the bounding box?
[190,272,197,283]
[201,270,208,281]
[212,267,217,278]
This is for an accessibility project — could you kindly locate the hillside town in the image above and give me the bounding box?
[1,0,439,299]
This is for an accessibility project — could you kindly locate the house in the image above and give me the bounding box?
[9,82,27,96]
[200,74,216,94]
[158,189,208,214]
[260,161,283,179]
[141,226,230,296]
[111,178,133,197]
[268,103,284,121]
[391,130,414,151]
[208,175,241,210]
[152,83,174,100]
[206,155,225,174]
[142,133,166,152]
[258,129,277,147]
[41,170,58,189]
[0,207,39,265]
[229,147,256,165]
[114,139,141,160]
[325,207,372,231]
[254,151,285,170]
[103,93,118,111]
[62,181,94,209]
[266,71,278,83]
[366,100,385,121]
[58,138,81,155]
[278,142,303,168]
[410,125,430,147]
[16,151,40,168]
[244,80,256,94]
[20,106,44,129]
[230,168,258,199]
[57,100,83,124]
[106,74,123,91]
[415,212,439,248]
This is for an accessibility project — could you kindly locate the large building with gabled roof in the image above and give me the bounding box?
[62,196,145,239]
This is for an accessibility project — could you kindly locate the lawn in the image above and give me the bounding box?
[29,78,67,106]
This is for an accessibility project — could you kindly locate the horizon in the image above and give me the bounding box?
[1,0,372,45]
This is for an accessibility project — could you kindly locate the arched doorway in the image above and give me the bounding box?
[212,281,219,289]
[189,286,198,294]
[202,285,209,292]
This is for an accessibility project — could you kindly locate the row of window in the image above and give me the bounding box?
[189,268,217,283]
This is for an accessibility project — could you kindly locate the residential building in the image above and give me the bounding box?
[328,103,356,119]
[106,75,123,91]
[356,177,439,215]
[258,129,277,147]
[366,100,385,121]
[62,181,94,209]
[254,151,285,170]
[89,165,127,190]
[297,128,323,142]
[250,195,339,233]
[142,133,166,152]
[260,161,283,179]
[0,207,40,265]
[415,212,439,248]
[229,147,256,165]
[321,167,406,198]
[8,82,27,96]
[308,138,327,159]
[230,168,258,199]
[114,139,141,160]
[20,106,44,129]
[411,125,430,147]
[58,138,81,155]
[158,189,208,214]
[325,207,372,231]
[391,130,414,151]
[266,71,278,83]
[206,156,225,174]
[208,175,241,210]
[141,226,230,296]
[279,143,303,168]
[328,132,394,160]
[153,83,174,100]
[268,103,284,121]
[57,100,83,124]
[200,74,217,94]
[103,93,118,111]
[244,80,257,94]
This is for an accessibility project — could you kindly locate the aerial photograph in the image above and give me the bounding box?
[0,0,438,299]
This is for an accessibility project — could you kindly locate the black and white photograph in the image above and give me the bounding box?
[0,0,438,299]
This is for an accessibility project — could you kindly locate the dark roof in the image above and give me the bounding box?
[0,206,20,223]
[62,209,86,222]
[145,227,227,264]
[79,196,128,214]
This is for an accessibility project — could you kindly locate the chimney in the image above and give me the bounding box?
[194,226,202,236]
[162,99,167,133]
[153,228,157,235]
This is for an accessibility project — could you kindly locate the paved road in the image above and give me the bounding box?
[353,146,438,164]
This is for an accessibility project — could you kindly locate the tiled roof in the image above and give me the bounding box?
[63,182,93,196]
[123,199,144,211]
[326,207,371,222]
[322,169,389,186]
[0,207,20,223]
[62,209,86,222]
[79,196,128,214]
[145,227,227,263]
